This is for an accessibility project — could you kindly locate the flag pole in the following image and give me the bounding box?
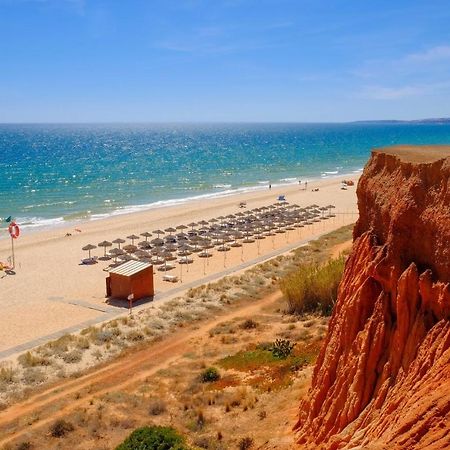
[11,235,15,269]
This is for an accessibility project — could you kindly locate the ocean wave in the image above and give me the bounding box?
[15,216,66,229]
[213,184,232,189]
[323,170,339,175]
[5,169,360,232]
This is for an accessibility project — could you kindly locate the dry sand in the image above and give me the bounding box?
[0,176,358,355]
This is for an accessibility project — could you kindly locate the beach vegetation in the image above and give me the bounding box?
[116,426,188,450]
[280,255,346,315]
[17,351,51,368]
[22,368,46,385]
[50,419,74,438]
[0,365,17,384]
[270,339,295,359]
[201,367,221,383]
[61,349,83,364]
[239,319,258,330]
[16,442,33,450]
[148,399,167,416]
[238,436,254,450]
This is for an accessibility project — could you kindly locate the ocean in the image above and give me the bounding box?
[1,122,450,231]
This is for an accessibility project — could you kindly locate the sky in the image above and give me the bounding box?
[1,0,450,122]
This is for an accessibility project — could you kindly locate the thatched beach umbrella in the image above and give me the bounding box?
[112,238,125,249]
[82,244,96,259]
[151,237,165,247]
[127,234,140,245]
[138,240,152,249]
[140,231,152,241]
[123,244,137,254]
[97,240,112,257]
[152,229,165,238]
[108,247,123,263]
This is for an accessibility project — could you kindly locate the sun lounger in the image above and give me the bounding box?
[81,257,98,265]
[157,264,175,272]
[163,274,179,282]
[277,195,286,201]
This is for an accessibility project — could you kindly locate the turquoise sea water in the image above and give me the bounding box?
[1,123,450,230]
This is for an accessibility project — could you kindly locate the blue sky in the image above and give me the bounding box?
[1,0,450,122]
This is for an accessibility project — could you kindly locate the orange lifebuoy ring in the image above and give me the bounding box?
[8,222,20,239]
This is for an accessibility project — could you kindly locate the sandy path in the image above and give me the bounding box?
[0,290,283,446]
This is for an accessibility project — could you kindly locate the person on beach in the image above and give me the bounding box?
[269,183,272,189]
[305,181,308,190]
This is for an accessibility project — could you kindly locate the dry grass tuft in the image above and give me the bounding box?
[280,255,346,315]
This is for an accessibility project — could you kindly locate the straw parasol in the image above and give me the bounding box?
[151,237,165,246]
[97,240,112,257]
[140,231,152,241]
[82,244,96,259]
[152,229,165,238]
[127,234,140,245]
[123,244,137,254]
[112,238,125,249]
[138,240,152,249]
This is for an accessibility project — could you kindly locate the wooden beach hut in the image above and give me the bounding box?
[106,260,154,301]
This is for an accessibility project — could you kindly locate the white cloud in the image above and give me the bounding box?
[404,45,450,63]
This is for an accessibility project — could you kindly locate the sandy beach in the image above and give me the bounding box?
[0,176,358,357]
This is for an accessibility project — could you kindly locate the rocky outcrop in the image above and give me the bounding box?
[295,145,450,449]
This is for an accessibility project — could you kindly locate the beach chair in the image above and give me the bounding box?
[81,256,98,265]
[277,195,286,201]
[163,274,178,282]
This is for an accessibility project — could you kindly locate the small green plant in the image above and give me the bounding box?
[50,419,74,437]
[200,367,220,383]
[270,339,295,359]
[116,426,188,450]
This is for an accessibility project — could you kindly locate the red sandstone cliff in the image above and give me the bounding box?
[295,145,450,449]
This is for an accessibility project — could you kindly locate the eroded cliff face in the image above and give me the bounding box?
[295,146,450,449]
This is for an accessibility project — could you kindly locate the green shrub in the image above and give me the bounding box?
[116,426,188,450]
[200,367,220,383]
[279,255,346,315]
[270,339,295,359]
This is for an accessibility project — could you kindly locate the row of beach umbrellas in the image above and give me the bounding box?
[82,202,336,275]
